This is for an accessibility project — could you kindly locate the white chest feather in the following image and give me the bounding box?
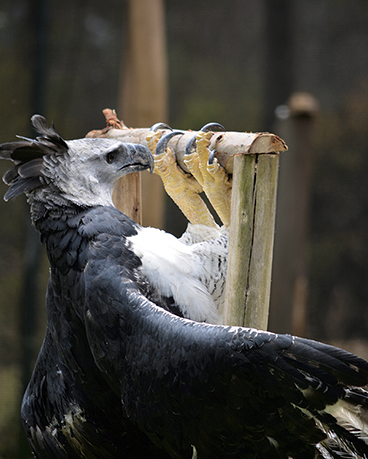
[127,226,228,324]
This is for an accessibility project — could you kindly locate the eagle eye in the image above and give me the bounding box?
[105,151,117,164]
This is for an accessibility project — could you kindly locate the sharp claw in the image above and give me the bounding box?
[208,150,217,165]
[155,131,184,156]
[150,122,173,132]
[185,123,225,157]
[184,135,197,156]
[199,122,226,133]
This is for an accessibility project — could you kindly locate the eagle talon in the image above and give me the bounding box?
[199,122,226,133]
[185,123,225,157]
[184,135,197,156]
[150,122,173,132]
[183,125,232,226]
[149,122,231,227]
[148,128,216,227]
[208,150,217,165]
[155,131,184,156]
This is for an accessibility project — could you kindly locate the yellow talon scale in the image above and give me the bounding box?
[146,129,217,227]
[184,129,232,227]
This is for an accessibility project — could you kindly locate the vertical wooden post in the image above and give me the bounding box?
[223,153,279,330]
[115,0,168,226]
[112,174,142,224]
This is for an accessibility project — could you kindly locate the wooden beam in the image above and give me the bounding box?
[87,124,287,174]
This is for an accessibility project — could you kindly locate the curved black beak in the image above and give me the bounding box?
[123,143,155,175]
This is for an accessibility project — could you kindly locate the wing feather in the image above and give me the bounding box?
[83,253,368,458]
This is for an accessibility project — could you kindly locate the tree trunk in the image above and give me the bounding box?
[116,0,168,226]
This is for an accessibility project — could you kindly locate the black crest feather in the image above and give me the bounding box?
[0,115,68,201]
[31,115,68,152]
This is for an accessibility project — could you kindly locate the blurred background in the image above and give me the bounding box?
[1,0,368,456]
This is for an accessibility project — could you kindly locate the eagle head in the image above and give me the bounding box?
[0,115,154,213]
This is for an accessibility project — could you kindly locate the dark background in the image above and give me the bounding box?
[1,1,368,456]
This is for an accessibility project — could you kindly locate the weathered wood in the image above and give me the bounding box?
[112,172,142,224]
[223,154,279,329]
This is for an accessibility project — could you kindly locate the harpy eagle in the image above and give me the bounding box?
[1,115,368,459]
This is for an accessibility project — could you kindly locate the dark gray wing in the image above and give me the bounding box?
[83,249,368,459]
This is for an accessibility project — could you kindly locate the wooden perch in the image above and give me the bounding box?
[86,110,287,174]
[87,110,288,330]
[223,154,279,329]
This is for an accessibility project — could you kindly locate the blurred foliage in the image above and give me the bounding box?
[309,80,368,340]
[0,0,368,457]
[167,0,264,131]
